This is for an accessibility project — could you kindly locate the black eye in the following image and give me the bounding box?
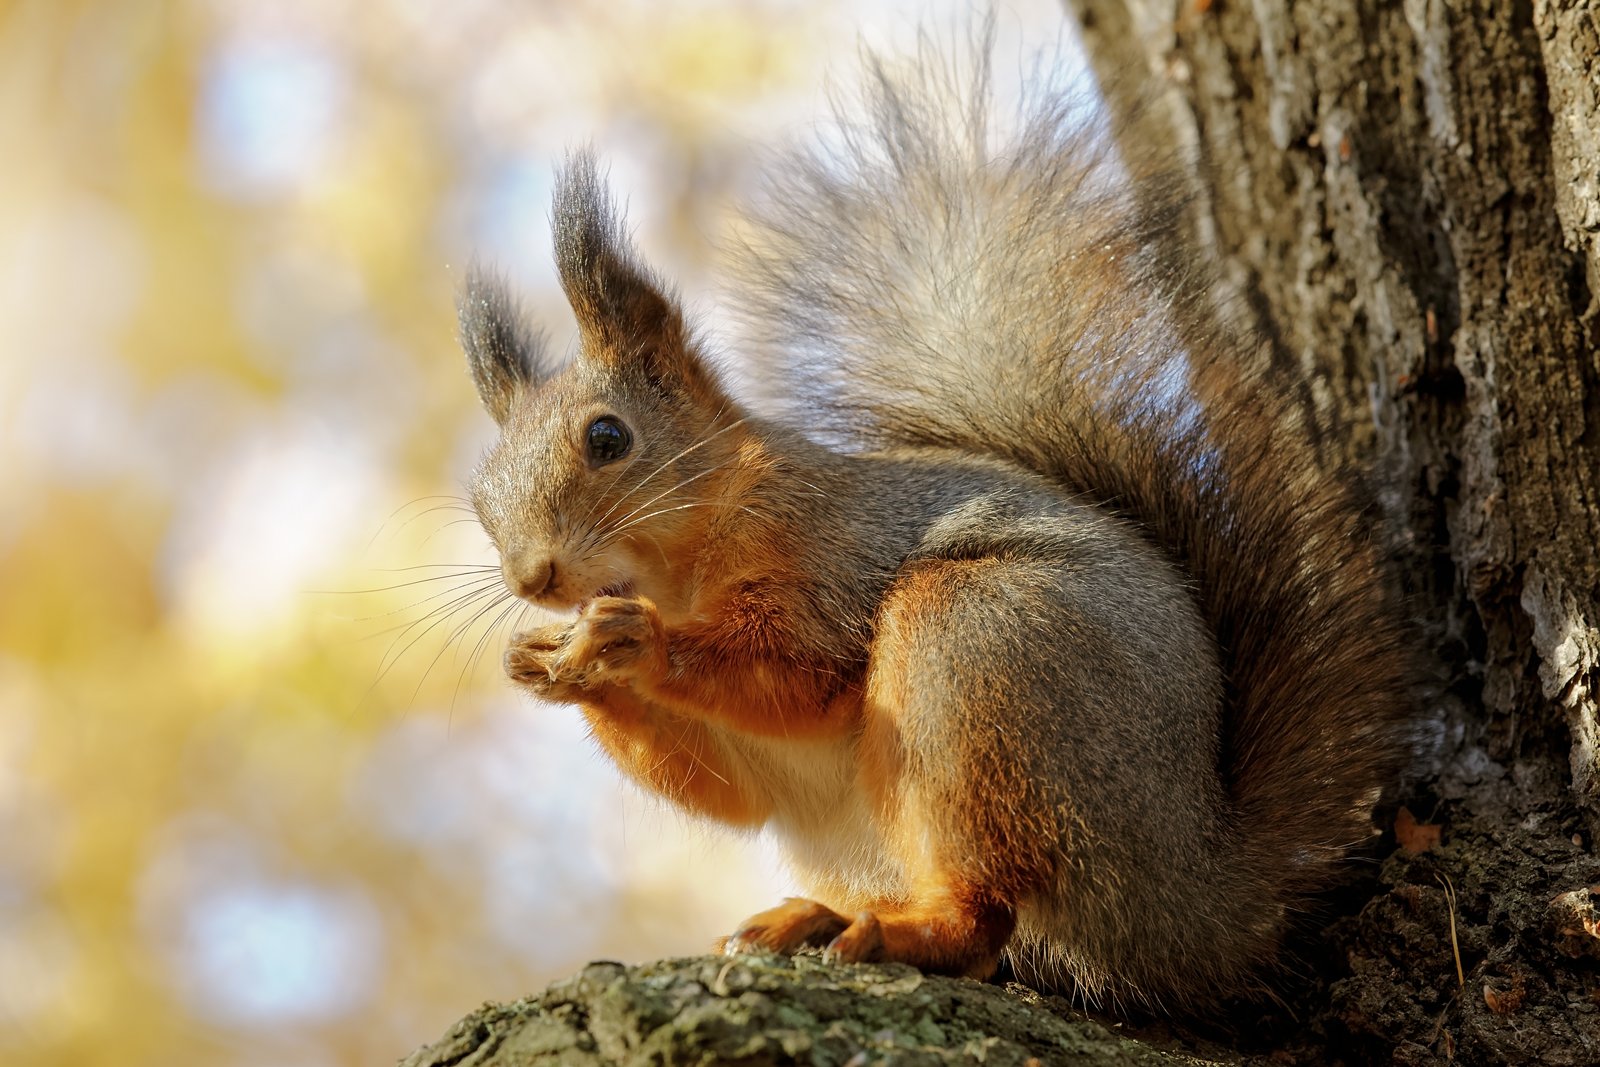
[586,416,632,464]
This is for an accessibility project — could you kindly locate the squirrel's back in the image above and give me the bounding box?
[730,29,1415,997]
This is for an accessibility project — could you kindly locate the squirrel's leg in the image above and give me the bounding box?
[727,554,1134,978]
[726,556,1089,979]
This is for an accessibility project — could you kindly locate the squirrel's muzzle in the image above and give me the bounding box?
[503,554,557,603]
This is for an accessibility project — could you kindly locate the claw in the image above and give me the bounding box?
[722,923,770,956]
[504,645,549,683]
[722,897,850,956]
[823,911,885,964]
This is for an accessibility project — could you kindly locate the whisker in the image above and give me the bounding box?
[590,413,749,534]
[569,409,736,563]
[363,496,477,554]
[346,614,470,644]
[620,531,673,571]
[337,582,509,644]
[598,497,771,548]
[789,476,831,499]
[452,596,529,712]
[374,581,508,683]
[578,447,646,529]
[569,361,675,531]
[372,590,500,681]
[411,588,516,706]
[338,574,505,625]
[681,731,731,786]
[366,564,501,572]
[591,455,746,549]
[308,569,500,596]
[419,516,491,548]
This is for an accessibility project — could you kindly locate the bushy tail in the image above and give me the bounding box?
[731,29,1413,902]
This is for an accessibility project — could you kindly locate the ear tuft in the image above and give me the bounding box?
[551,150,683,354]
[458,264,547,423]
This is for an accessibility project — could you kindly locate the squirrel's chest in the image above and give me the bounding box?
[716,729,908,904]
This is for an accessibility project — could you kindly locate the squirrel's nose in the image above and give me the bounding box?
[506,557,557,601]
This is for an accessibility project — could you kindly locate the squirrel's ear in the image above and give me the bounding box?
[551,152,705,390]
[458,265,547,424]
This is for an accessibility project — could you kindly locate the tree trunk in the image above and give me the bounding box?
[401,5,1600,1064]
[1067,0,1600,798]
[1066,0,1600,1060]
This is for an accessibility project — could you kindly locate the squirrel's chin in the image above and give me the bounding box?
[578,581,636,607]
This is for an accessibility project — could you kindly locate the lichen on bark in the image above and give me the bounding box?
[398,955,1234,1067]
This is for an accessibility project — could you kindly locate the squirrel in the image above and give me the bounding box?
[453,35,1415,1014]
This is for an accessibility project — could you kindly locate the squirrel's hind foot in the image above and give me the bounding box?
[721,897,852,957]
[721,894,1011,980]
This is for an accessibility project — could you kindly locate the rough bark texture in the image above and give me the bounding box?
[398,956,1237,1066]
[404,3,1600,1064]
[1065,0,1600,1062]
[1067,0,1600,802]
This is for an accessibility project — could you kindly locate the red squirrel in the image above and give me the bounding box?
[454,38,1414,1012]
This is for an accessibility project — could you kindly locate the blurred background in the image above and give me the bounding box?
[0,1,1078,1063]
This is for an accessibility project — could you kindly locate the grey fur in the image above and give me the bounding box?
[458,264,547,424]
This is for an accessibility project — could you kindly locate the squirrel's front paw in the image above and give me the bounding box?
[504,625,587,702]
[553,596,668,687]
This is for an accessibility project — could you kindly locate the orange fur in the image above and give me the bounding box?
[579,690,770,826]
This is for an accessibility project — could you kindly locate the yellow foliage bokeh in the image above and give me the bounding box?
[0,1,1070,1064]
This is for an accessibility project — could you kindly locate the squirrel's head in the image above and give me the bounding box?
[459,152,741,614]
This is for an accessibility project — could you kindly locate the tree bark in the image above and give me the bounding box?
[398,957,1235,1066]
[1069,0,1599,803]
[1067,0,1600,1061]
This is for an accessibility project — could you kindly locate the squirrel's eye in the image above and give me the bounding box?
[586,416,632,464]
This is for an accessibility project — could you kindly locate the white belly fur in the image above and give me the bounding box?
[714,727,908,905]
